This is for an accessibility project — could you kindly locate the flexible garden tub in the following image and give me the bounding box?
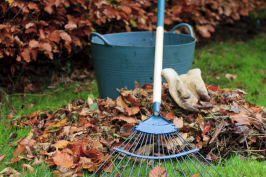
[90,23,196,99]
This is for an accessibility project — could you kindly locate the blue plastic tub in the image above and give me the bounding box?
[90,23,196,99]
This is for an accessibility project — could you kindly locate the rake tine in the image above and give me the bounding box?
[129,133,147,176]
[175,132,223,177]
[196,152,223,176]
[138,133,149,177]
[168,133,193,176]
[120,133,145,176]
[91,131,137,177]
[104,131,140,177]
[163,134,177,177]
[160,135,168,176]
[171,133,204,177]
[165,134,186,177]
[152,134,155,168]
[145,134,152,177]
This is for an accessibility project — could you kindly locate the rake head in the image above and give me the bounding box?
[91,114,223,177]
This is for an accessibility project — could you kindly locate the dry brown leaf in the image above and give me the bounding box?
[111,115,140,124]
[149,165,167,177]
[59,31,72,42]
[21,164,34,173]
[173,117,183,129]
[53,151,73,168]
[52,170,73,177]
[225,73,237,80]
[131,106,140,115]
[52,140,71,149]
[0,167,21,176]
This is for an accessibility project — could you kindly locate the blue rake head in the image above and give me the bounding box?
[91,109,223,177]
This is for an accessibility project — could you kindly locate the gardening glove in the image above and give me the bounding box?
[161,68,212,112]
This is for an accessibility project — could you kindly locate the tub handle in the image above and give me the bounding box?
[89,32,112,46]
[170,23,194,37]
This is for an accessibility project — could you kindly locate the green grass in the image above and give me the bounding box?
[193,34,266,106]
[1,34,266,176]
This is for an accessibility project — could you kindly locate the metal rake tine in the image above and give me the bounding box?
[103,131,140,177]
[152,134,155,168]
[145,134,152,177]
[174,132,215,177]
[168,133,193,176]
[175,132,223,176]
[158,134,160,167]
[91,131,137,177]
[196,152,223,176]
[160,135,168,176]
[163,134,177,177]
[129,133,147,176]
[120,133,145,176]
[165,134,186,177]
[171,133,204,177]
[138,133,149,177]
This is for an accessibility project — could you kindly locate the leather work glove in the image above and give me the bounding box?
[161,68,212,112]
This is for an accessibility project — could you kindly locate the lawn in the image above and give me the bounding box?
[1,34,266,176]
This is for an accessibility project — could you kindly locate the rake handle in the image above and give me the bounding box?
[153,0,165,115]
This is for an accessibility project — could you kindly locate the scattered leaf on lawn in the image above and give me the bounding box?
[0,167,21,176]
[149,165,167,177]
[21,164,34,173]
[0,154,5,162]
[225,73,237,80]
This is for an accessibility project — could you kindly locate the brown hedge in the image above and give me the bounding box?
[0,0,265,77]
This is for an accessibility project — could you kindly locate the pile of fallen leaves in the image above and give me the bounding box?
[1,81,266,176]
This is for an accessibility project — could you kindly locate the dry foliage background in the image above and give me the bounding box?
[0,0,266,92]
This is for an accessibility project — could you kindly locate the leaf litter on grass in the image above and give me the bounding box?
[4,81,266,176]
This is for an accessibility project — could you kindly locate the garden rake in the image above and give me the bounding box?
[91,0,223,176]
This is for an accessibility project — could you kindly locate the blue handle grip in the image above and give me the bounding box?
[170,23,194,37]
[89,32,112,46]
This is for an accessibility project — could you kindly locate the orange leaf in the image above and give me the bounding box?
[25,22,35,29]
[11,157,21,164]
[13,145,27,158]
[250,106,264,113]
[65,21,77,30]
[21,48,31,62]
[120,5,131,14]
[53,151,73,168]
[27,2,39,12]
[59,31,72,41]
[131,106,140,115]
[117,96,133,116]
[149,165,167,177]
[48,31,61,43]
[231,112,250,125]
[111,115,140,124]
[197,25,211,38]
[83,27,92,36]
[44,6,53,14]
[127,94,141,106]
[104,6,117,18]
[0,154,5,162]
[29,40,39,48]
[41,43,52,51]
